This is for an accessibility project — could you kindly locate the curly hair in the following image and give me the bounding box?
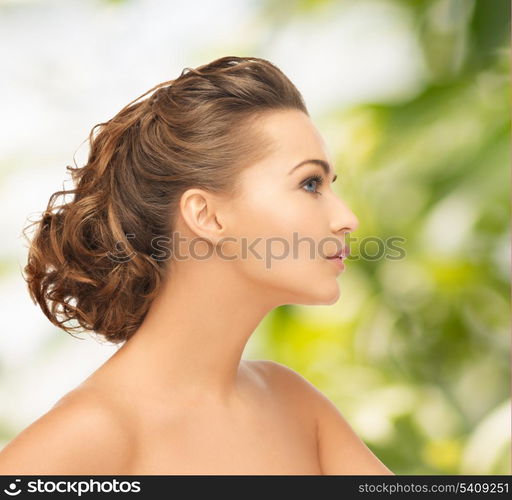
[21,55,309,344]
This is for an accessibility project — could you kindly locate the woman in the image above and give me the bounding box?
[0,56,394,475]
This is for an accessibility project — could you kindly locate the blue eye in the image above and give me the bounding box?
[302,174,324,196]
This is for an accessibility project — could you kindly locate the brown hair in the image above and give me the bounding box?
[21,55,309,344]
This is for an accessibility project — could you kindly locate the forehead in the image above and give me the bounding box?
[261,109,327,154]
[247,110,332,176]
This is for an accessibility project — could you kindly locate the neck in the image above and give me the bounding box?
[105,256,277,404]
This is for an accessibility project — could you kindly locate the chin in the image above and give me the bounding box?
[321,285,340,305]
[294,280,341,306]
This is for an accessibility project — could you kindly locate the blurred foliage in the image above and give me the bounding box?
[249,0,510,475]
[0,0,509,476]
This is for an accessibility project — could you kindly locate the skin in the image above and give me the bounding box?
[0,109,394,475]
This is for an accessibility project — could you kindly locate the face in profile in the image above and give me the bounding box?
[217,109,359,307]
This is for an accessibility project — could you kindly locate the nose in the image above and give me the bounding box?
[330,196,359,236]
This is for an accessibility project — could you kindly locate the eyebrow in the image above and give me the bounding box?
[288,159,338,183]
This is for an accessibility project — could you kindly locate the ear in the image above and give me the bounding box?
[179,188,226,244]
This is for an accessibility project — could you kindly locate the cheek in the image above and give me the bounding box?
[228,191,317,261]
[225,193,339,299]
[236,189,321,240]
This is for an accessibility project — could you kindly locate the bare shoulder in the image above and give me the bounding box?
[0,388,135,475]
[248,359,394,475]
[245,359,326,432]
[247,359,323,402]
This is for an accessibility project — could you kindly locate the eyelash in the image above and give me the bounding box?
[301,174,324,196]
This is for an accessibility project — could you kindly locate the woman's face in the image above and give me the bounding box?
[221,109,359,306]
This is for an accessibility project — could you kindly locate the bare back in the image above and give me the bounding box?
[0,360,321,475]
[0,359,394,475]
[122,360,320,474]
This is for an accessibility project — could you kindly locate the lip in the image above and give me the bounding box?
[326,245,350,259]
[326,255,346,272]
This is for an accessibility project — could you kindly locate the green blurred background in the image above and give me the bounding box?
[0,0,510,475]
